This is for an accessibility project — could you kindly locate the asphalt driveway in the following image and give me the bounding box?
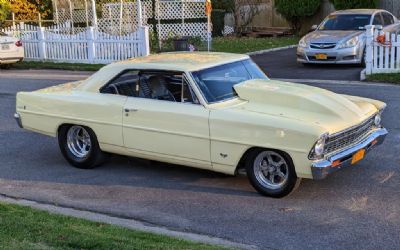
[251,48,364,81]
[0,70,399,250]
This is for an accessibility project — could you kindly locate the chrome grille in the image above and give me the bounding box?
[310,43,336,49]
[325,116,375,154]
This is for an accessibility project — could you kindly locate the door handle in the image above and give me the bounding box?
[124,108,138,112]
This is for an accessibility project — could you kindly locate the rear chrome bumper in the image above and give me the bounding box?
[311,128,388,180]
[14,113,23,128]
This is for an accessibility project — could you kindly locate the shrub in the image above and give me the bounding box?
[212,0,234,12]
[212,9,226,37]
[330,0,379,10]
[275,0,321,34]
[0,0,10,23]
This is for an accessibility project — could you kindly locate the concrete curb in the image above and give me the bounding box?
[273,78,400,87]
[0,194,257,250]
[0,69,92,81]
[247,45,298,56]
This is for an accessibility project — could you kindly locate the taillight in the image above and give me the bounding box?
[15,40,22,47]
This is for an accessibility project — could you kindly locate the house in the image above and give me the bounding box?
[236,0,400,34]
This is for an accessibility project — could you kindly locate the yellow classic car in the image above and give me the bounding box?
[15,52,388,197]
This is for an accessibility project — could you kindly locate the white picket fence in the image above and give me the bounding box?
[365,25,400,75]
[1,24,150,64]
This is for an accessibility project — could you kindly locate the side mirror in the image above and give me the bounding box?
[310,25,318,31]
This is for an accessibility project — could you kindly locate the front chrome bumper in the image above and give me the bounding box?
[14,113,23,128]
[311,128,388,180]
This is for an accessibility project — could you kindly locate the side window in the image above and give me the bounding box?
[100,70,139,97]
[373,13,384,26]
[382,12,394,26]
[139,72,199,104]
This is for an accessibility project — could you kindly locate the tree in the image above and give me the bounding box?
[28,0,53,19]
[275,0,321,34]
[0,0,10,23]
[213,0,263,31]
[330,0,378,10]
[8,0,46,21]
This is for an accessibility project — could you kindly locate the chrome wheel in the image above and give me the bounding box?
[253,151,289,190]
[67,126,91,158]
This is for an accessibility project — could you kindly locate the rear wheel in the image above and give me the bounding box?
[245,149,301,198]
[58,125,106,169]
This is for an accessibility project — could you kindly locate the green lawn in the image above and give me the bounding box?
[366,73,400,84]
[212,36,299,54]
[0,202,228,250]
[12,61,105,72]
[11,36,299,71]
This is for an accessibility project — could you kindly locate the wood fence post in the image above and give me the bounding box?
[87,27,96,63]
[38,27,47,60]
[365,25,374,75]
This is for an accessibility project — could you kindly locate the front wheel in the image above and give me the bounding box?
[58,125,106,169]
[246,149,301,198]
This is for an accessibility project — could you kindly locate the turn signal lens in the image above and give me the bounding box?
[332,160,341,167]
[15,40,22,47]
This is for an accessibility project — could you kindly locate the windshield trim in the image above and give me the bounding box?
[318,14,372,31]
[189,70,243,105]
[189,59,268,105]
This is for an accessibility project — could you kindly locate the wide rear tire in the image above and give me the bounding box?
[58,125,106,169]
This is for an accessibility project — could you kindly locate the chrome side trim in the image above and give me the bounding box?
[14,113,23,128]
[311,128,388,180]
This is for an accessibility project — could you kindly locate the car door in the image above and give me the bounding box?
[122,71,212,168]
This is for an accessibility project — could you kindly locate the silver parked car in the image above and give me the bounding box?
[297,9,400,65]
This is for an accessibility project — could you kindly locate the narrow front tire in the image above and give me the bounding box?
[246,149,300,198]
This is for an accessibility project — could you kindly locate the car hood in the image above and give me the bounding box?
[305,30,364,44]
[232,79,379,134]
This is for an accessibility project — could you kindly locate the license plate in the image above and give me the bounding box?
[315,53,328,60]
[1,44,10,50]
[351,149,366,164]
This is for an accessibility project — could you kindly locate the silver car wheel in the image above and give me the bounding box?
[67,126,91,158]
[253,151,289,190]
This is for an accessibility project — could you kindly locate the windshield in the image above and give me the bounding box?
[191,59,268,103]
[319,14,371,31]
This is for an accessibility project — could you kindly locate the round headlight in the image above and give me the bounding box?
[309,133,329,160]
[314,138,326,156]
[374,113,382,127]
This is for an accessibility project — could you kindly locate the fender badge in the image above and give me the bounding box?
[220,153,228,158]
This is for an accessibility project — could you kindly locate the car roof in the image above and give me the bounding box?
[113,52,250,72]
[332,9,386,15]
[80,52,250,92]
